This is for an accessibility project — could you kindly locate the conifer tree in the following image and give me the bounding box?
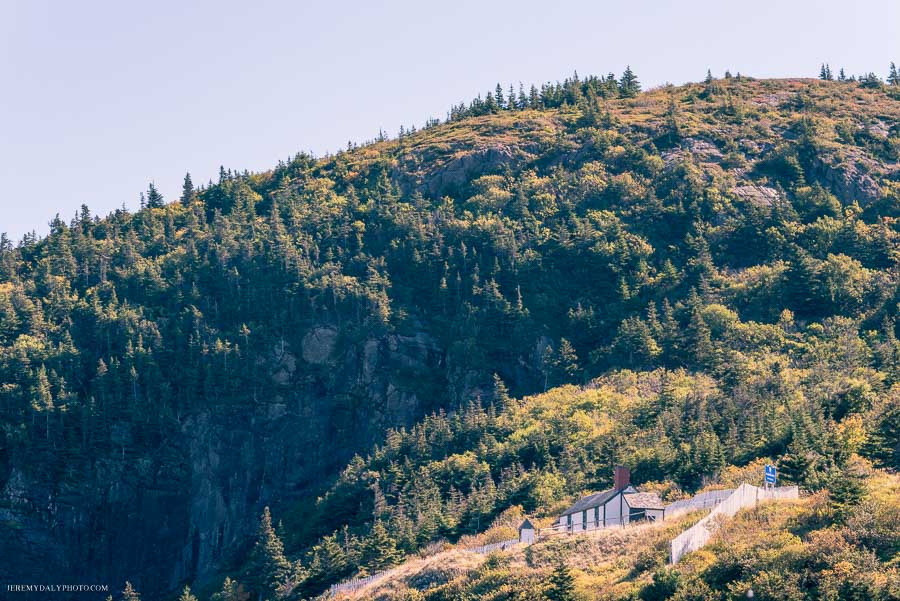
[31,365,54,439]
[828,469,865,524]
[492,373,512,410]
[640,568,681,601]
[619,66,640,97]
[888,62,900,86]
[181,172,195,204]
[688,307,714,369]
[178,585,198,601]
[553,339,580,385]
[211,577,240,601]
[247,507,291,599]
[529,84,540,108]
[545,562,577,601]
[664,92,680,142]
[613,317,661,368]
[146,182,165,209]
[361,520,401,572]
[865,403,900,469]
[122,582,141,601]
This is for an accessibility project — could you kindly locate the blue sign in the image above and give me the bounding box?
[764,465,777,484]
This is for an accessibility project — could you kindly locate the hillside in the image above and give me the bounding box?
[322,472,900,601]
[2,72,900,600]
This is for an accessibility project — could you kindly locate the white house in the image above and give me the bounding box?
[557,467,665,532]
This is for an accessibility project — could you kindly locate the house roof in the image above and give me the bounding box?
[558,487,619,517]
[519,518,535,531]
[560,489,615,517]
[623,492,665,510]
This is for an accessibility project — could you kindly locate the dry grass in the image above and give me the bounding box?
[334,511,704,601]
[331,473,900,600]
[334,548,486,600]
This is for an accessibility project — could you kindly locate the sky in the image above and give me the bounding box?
[2,0,899,240]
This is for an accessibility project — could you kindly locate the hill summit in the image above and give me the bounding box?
[1,72,900,600]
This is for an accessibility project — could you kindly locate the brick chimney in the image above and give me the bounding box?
[614,466,630,490]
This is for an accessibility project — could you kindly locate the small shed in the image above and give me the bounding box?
[518,518,536,544]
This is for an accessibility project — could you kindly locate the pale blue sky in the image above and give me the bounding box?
[2,0,899,240]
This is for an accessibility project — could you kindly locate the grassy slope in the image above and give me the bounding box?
[334,472,899,601]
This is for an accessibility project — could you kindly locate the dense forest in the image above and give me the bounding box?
[2,67,900,600]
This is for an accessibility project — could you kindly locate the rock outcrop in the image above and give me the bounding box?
[0,322,542,600]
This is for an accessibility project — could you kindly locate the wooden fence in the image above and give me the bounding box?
[466,538,518,554]
[663,488,734,518]
[323,538,519,597]
[669,483,799,563]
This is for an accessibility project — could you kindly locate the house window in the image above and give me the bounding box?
[582,510,587,530]
[594,506,599,527]
[566,514,572,531]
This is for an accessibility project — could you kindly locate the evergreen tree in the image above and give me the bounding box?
[664,92,681,142]
[212,577,241,601]
[529,85,540,108]
[360,520,402,572]
[640,568,681,601]
[181,172,195,204]
[545,562,577,601]
[619,66,640,97]
[246,507,291,599]
[122,582,141,601]
[492,373,512,410]
[554,339,580,385]
[146,182,165,209]
[866,403,900,469]
[178,586,198,601]
[888,62,900,86]
[687,308,715,369]
[31,365,54,439]
[828,469,865,524]
[779,440,817,486]
[613,317,661,368]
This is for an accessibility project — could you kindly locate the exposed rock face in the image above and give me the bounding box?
[301,326,338,365]
[408,144,530,196]
[419,144,528,196]
[731,185,782,207]
[0,324,541,600]
[682,138,723,161]
[809,151,882,205]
